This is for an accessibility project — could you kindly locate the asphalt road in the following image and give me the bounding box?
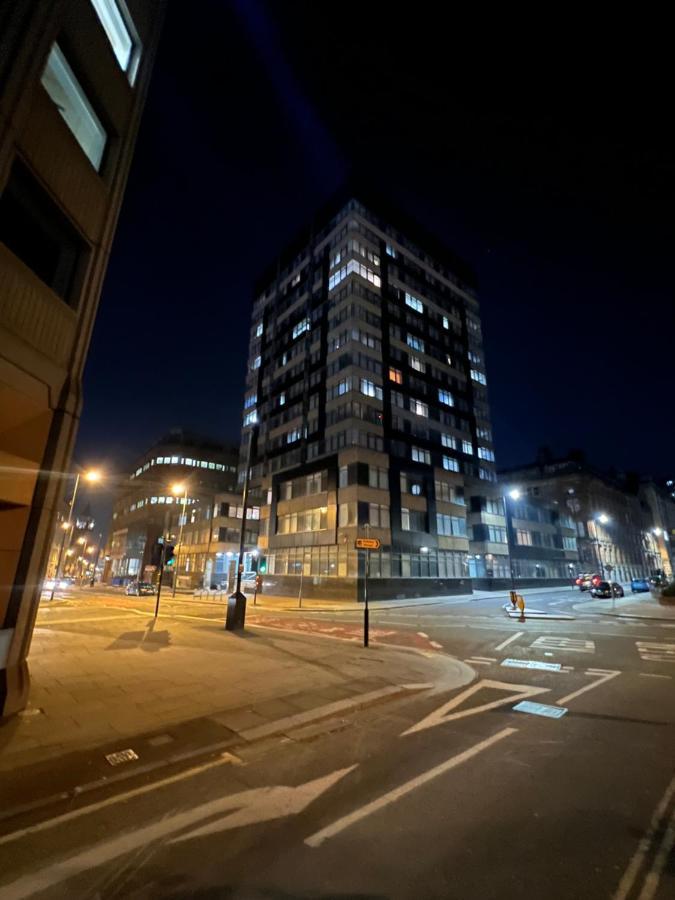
[1,586,674,899]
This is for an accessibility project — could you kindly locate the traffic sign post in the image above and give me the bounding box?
[355,537,380,647]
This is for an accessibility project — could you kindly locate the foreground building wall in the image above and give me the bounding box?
[0,0,164,716]
[243,193,495,600]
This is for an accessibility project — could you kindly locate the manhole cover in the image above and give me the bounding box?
[105,748,139,766]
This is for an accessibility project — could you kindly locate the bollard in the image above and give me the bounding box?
[516,594,526,622]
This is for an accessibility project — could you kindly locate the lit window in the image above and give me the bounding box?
[468,350,481,364]
[409,355,426,373]
[411,446,430,464]
[407,334,425,352]
[244,392,257,409]
[442,316,449,329]
[291,272,301,286]
[41,44,107,170]
[389,367,403,384]
[411,399,428,418]
[462,440,473,454]
[255,322,264,337]
[442,456,459,472]
[438,389,454,406]
[252,355,261,369]
[517,529,533,546]
[386,243,397,258]
[360,379,383,400]
[292,318,310,339]
[405,292,423,313]
[243,410,258,426]
[171,456,179,464]
[90,0,140,82]
[478,446,495,461]
[441,434,457,449]
[471,369,487,385]
[279,392,286,406]
[156,456,164,464]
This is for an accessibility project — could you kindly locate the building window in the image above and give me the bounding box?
[442,455,459,472]
[441,433,457,449]
[487,525,507,543]
[385,243,397,258]
[436,514,467,537]
[478,446,495,461]
[563,536,578,550]
[411,399,428,418]
[279,392,286,406]
[406,334,425,352]
[409,355,426,373]
[255,321,264,337]
[462,440,473,455]
[477,427,492,441]
[442,316,450,330]
[252,355,261,369]
[360,379,383,400]
[411,446,430,465]
[471,369,487,385]
[328,259,381,290]
[368,466,388,490]
[277,507,328,534]
[243,410,257,426]
[339,465,349,488]
[90,0,140,82]
[244,392,257,409]
[369,503,390,528]
[438,389,454,406]
[485,498,503,515]
[338,502,357,527]
[389,367,403,384]
[41,44,107,170]
[516,529,533,546]
[292,317,310,339]
[401,508,426,532]
[404,292,424,313]
[479,467,496,481]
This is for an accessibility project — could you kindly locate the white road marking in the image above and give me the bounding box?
[638,801,675,900]
[639,672,672,679]
[531,636,595,654]
[464,659,492,666]
[470,656,497,662]
[502,659,562,672]
[305,727,517,847]
[556,670,621,706]
[494,631,524,651]
[0,768,355,899]
[636,641,675,663]
[402,680,549,735]
[613,773,675,900]
[416,632,429,638]
[429,641,443,649]
[0,754,243,847]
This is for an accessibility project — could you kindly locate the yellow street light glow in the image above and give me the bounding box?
[86,546,95,554]
[77,536,86,544]
[171,483,186,496]
[65,549,74,556]
[61,521,71,530]
[84,469,101,482]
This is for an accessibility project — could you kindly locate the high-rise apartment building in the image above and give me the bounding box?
[243,194,497,601]
[0,1,164,716]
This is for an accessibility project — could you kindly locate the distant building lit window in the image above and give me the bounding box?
[478,446,495,461]
[385,243,397,258]
[471,369,487,385]
[243,410,258,426]
[406,334,425,352]
[409,355,426,373]
[462,440,473,455]
[442,456,459,472]
[255,321,263,337]
[442,316,450,329]
[438,389,454,406]
[360,379,383,400]
[90,0,141,83]
[279,392,286,406]
[292,317,310,339]
[441,434,457,449]
[411,399,428,418]
[389,367,403,384]
[41,44,107,170]
[252,355,261,369]
[404,292,423,313]
[411,446,430,464]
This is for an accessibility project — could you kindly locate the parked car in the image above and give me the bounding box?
[575,573,601,591]
[43,577,72,591]
[589,581,624,599]
[125,581,156,596]
[630,578,650,593]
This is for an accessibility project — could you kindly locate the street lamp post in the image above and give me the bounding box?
[503,488,521,593]
[171,483,188,597]
[49,468,100,601]
[226,424,257,631]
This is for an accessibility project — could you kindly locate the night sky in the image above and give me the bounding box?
[75,1,674,489]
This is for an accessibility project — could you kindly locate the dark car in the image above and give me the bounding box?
[630,578,650,593]
[125,581,156,596]
[589,581,624,599]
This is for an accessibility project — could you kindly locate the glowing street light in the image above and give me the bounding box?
[503,487,522,591]
[596,513,609,524]
[508,488,521,500]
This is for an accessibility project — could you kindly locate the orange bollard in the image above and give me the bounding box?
[516,594,526,622]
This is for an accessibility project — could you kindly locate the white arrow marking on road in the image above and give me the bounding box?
[401,679,550,736]
[556,669,621,706]
[494,631,524,651]
[305,727,517,848]
[0,767,356,900]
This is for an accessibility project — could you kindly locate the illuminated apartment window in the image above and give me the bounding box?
[442,316,450,329]
[411,446,430,464]
[41,44,107,170]
[411,400,428,418]
[389,367,403,384]
[441,434,457,449]
[438,389,454,406]
[409,355,426,373]
[442,456,459,472]
[90,0,141,83]
[406,334,425,352]
[405,292,423,313]
[462,440,473,455]
[255,321,263,337]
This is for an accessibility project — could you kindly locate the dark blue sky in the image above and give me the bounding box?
[75,1,674,487]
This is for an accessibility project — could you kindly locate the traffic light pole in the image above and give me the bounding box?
[154,510,170,618]
[226,424,257,631]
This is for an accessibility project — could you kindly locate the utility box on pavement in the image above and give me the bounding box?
[225,592,247,631]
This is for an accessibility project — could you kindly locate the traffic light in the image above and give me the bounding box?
[150,540,163,567]
[258,558,267,573]
[164,544,175,567]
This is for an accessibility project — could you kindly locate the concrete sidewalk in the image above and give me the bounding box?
[0,606,471,785]
[575,596,675,620]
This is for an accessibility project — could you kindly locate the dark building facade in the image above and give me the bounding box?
[105,431,239,585]
[500,456,674,583]
[0,0,164,716]
[243,194,497,600]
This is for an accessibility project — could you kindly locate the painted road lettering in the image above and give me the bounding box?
[513,701,568,719]
[531,636,595,654]
[501,658,562,672]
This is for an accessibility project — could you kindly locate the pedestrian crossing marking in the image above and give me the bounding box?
[636,641,675,663]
